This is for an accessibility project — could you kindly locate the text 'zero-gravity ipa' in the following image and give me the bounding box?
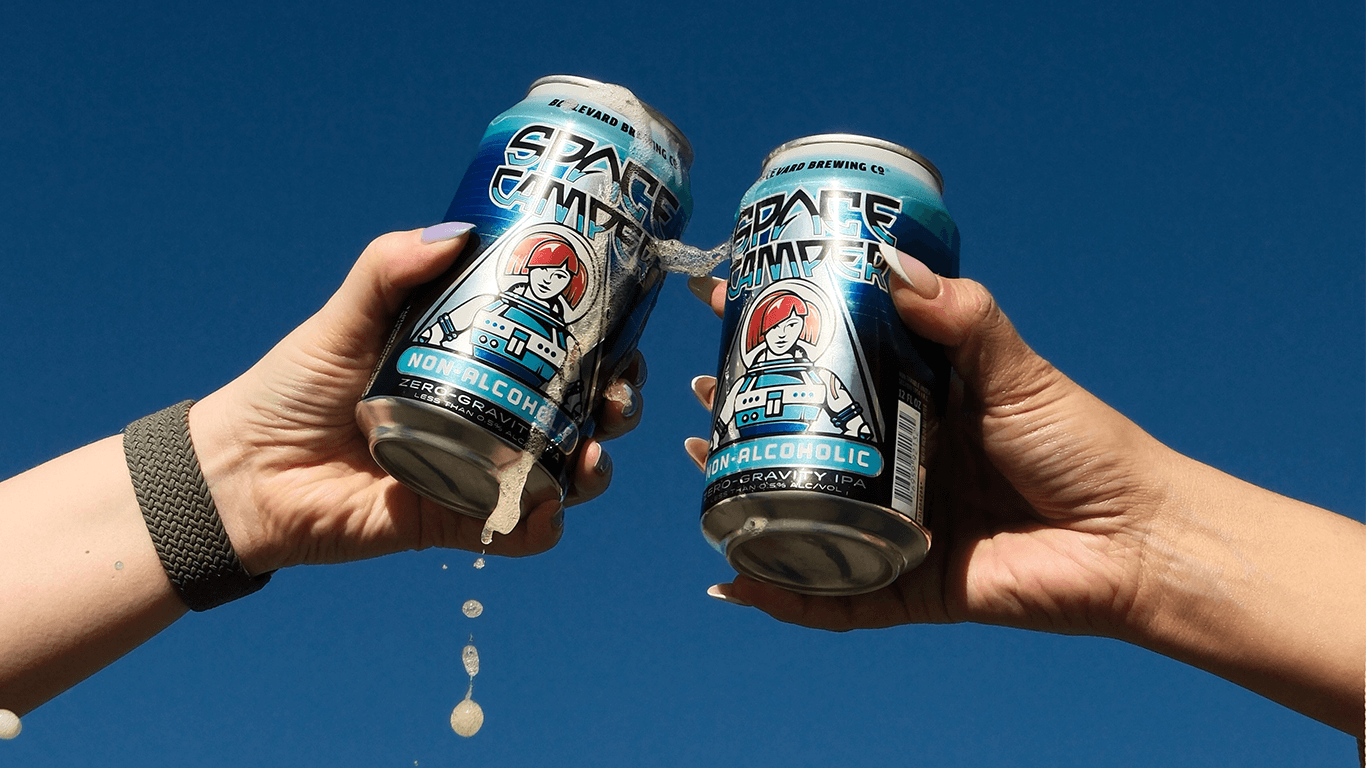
[701,134,959,596]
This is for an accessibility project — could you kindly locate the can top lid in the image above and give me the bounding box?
[762,133,945,195]
[528,75,694,169]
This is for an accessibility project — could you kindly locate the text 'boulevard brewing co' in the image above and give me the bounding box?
[701,134,960,596]
[358,76,693,518]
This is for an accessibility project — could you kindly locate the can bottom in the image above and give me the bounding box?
[355,396,562,520]
[701,493,930,596]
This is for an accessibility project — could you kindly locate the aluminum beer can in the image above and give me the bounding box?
[701,134,959,595]
[358,75,692,518]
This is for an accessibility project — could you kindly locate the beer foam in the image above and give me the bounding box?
[450,697,484,737]
[0,709,20,740]
[482,448,537,544]
[651,238,731,277]
[595,84,681,187]
[462,644,480,677]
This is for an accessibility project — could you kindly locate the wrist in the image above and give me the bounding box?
[185,390,281,576]
[1120,450,1366,732]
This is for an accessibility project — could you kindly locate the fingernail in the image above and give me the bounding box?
[690,376,715,409]
[707,584,752,607]
[618,383,639,418]
[683,437,709,473]
[687,275,718,303]
[593,445,613,477]
[630,354,649,388]
[421,221,475,243]
[550,506,564,532]
[890,249,941,300]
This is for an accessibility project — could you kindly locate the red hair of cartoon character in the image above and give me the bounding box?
[745,290,821,353]
[505,233,588,309]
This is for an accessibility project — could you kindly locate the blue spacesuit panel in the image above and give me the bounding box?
[733,361,826,437]
[469,294,569,388]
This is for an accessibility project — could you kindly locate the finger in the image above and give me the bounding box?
[683,437,708,472]
[409,488,561,558]
[690,375,716,410]
[467,499,563,557]
[686,275,725,318]
[311,225,473,363]
[887,250,1058,408]
[716,576,918,632]
[614,349,648,389]
[563,441,613,507]
[594,379,643,441]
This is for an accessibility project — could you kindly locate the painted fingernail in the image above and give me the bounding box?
[890,249,941,300]
[593,445,613,477]
[706,584,752,607]
[618,383,639,418]
[630,353,649,388]
[420,221,475,243]
[687,275,718,303]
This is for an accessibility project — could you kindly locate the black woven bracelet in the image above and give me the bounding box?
[123,400,271,611]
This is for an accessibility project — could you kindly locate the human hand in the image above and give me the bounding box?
[186,226,644,574]
[686,253,1171,640]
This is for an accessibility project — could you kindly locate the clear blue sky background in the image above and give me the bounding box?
[2,1,1362,765]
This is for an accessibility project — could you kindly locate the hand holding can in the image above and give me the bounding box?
[698,134,959,596]
[357,76,693,528]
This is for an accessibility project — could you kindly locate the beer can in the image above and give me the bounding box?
[700,134,959,595]
[358,75,693,518]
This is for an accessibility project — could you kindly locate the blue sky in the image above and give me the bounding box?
[2,1,1361,765]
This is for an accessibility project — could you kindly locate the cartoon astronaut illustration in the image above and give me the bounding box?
[712,283,872,446]
[416,229,593,397]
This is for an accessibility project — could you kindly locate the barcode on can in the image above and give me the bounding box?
[891,399,923,522]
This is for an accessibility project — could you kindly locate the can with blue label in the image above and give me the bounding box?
[701,134,959,595]
[358,75,692,518]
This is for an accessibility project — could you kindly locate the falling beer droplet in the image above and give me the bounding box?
[0,709,20,740]
[461,600,483,618]
[472,557,485,570]
[450,697,484,737]
[462,645,480,677]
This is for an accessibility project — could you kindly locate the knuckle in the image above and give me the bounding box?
[956,278,1001,335]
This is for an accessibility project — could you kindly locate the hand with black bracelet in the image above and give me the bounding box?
[0,224,645,716]
[686,251,1365,737]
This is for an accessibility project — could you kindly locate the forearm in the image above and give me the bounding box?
[1132,450,1366,734]
[0,436,187,715]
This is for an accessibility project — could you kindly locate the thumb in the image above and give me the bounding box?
[888,250,1057,407]
[313,224,474,359]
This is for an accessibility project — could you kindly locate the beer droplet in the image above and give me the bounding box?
[0,709,21,740]
[472,557,485,570]
[462,645,480,677]
[461,600,483,618]
[114,561,124,570]
[450,698,484,737]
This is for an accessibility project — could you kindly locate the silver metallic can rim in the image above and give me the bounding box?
[761,133,945,195]
[528,74,694,170]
